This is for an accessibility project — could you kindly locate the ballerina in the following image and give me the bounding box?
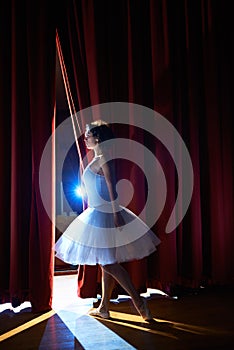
[54,120,160,321]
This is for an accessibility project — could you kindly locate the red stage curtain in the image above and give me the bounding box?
[0,0,60,312]
[57,0,234,296]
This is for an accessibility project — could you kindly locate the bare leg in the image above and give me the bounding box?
[102,263,152,320]
[98,268,116,312]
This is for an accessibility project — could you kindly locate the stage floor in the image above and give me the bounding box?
[0,275,234,349]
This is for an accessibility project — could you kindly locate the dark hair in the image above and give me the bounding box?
[86,120,115,143]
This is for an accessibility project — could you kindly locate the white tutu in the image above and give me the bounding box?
[54,163,160,265]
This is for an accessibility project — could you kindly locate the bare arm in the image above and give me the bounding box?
[100,158,125,228]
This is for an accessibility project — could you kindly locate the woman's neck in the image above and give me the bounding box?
[94,145,103,158]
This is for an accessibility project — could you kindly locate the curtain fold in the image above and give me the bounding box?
[0,0,59,312]
[57,0,234,296]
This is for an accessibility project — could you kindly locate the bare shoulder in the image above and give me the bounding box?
[100,156,116,180]
[99,155,110,172]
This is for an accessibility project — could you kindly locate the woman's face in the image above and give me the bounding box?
[84,129,97,149]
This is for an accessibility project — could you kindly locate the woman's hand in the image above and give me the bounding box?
[114,211,125,230]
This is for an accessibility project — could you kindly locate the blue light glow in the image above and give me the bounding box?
[75,186,83,198]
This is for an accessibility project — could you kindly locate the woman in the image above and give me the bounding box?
[55,120,160,321]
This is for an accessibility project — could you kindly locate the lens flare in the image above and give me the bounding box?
[75,186,83,198]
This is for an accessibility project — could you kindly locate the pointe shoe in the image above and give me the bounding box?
[88,308,110,319]
[138,298,153,321]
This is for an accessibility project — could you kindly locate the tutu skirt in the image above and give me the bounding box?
[54,205,160,266]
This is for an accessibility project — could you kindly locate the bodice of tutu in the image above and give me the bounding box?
[82,163,111,208]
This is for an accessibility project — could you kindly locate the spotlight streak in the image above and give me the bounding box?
[107,311,232,337]
[105,312,178,340]
[0,310,55,342]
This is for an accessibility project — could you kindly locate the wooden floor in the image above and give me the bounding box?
[0,275,234,350]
